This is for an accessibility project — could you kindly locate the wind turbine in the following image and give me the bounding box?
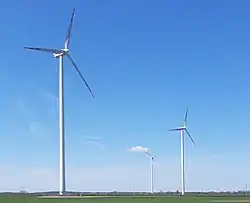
[24,8,95,196]
[169,108,195,196]
[144,151,155,195]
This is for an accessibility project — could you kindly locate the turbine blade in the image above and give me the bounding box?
[67,54,95,98]
[185,129,196,146]
[64,8,75,49]
[169,128,182,131]
[184,108,188,126]
[24,47,61,53]
[145,152,154,160]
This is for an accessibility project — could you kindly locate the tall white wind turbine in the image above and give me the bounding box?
[169,108,195,196]
[24,8,95,195]
[145,151,155,194]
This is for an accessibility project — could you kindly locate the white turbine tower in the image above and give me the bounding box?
[169,108,195,196]
[24,8,95,196]
[144,151,155,195]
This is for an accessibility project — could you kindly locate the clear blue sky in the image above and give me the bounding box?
[0,0,250,192]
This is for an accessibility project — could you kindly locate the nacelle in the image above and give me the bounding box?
[53,52,64,58]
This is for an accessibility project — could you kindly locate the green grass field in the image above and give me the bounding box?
[1,195,250,203]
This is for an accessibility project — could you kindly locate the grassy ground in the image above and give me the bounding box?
[2,195,250,203]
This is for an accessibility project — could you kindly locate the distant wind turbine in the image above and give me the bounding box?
[24,8,95,196]
[128,146,155,194]
[145,151,155,194]
[169,108,195,196]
